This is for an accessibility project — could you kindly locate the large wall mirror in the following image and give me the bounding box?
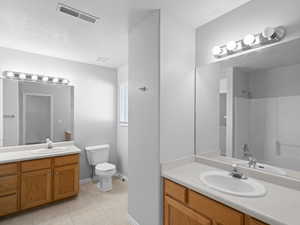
[0,78,74,147]
[196,38,300,179]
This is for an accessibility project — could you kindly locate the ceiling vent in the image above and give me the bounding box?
[57,3,99,23]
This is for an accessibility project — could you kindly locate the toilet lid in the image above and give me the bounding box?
[96,163,116,171]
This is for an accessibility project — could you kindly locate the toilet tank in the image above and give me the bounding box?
[85,144,110,165]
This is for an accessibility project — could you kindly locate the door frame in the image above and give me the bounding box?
[22,93,54,144]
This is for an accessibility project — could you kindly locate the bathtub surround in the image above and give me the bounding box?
[234,64,300,171]
[0,46,118,179]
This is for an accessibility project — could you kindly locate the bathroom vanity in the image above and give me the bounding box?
[0,143,80,216]
[164,178,267,225]
[162,158,300,225]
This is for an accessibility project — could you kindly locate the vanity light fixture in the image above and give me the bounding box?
[19,73,26,80]
[212,26,286,58]
[6,71,15,78]
[42,76,49,82]
[31,75,38,81]
[52,77,59,83]
[2,71,70,85]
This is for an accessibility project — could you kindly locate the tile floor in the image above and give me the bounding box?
[0,179,129,225]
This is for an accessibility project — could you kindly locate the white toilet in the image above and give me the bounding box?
[85,144,116,192]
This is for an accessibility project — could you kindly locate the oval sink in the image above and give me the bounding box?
[30,147,68,154]
[200,170,267,197]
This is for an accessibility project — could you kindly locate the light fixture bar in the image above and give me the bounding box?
[212,26,286,58]
[2,71,70,85]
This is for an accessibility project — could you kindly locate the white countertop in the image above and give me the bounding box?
[162,162,300,225]
[0,142,81,164]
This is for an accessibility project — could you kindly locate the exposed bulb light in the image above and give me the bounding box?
[31,75,38,81]
[212,46,222,56]
[52,78,59,83]
[3,71,70,85]
[243,34,256,46]
[19,73,26,80]
[62,79,69,84]
[6,71,14,78]
[226,41,237,51]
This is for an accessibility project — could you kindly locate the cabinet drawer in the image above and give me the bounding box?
[0,163,18,176]
[188,190,244,225]
[245,216,268,225]
[21,158,51,172]
[0,194,18,216]
[164,179,187,204]
[54,154,79,167]
[0,175,18,196]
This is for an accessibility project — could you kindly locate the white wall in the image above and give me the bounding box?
[160,12,195,162]
[128,9,161,225]
[196,0,300,66]
[117,64,128,177]
[0,47,117,179]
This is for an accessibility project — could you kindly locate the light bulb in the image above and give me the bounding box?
[243,34,256,46]
[52,78,59,83]
[226,41,237,51]
[62,79,69,84]
[19,73,26,80]
[31,75,38,81]
[212,46,222,56]
[42,76,49,82]
[6,71,14,78]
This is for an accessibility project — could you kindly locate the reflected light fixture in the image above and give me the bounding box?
[212,26,286,58]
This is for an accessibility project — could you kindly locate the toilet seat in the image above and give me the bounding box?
[95,163,116,177]
[96,162,116,171]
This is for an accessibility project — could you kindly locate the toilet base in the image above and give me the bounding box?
[97,176,113,192]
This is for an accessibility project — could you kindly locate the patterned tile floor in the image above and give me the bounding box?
[0,179,129,225]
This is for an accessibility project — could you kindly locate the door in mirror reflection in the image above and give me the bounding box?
[24,94,52,145]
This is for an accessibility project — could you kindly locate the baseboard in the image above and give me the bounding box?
[128,214,140,225]
[80,177,92,184]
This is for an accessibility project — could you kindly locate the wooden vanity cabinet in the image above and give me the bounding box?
[0,162,18,216]
[0,154,79,217]
[164,179,269,225]
[53,155,79,200]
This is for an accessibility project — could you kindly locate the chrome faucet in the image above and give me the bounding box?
[230,164,247,180]
[45,138,53,149]
[248,157,257,168]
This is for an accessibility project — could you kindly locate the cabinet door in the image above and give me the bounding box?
[54,164,79,200]
[0,194,18,216]
[21,169,52,210]
[245,216,268,225]
[165,196,211,225]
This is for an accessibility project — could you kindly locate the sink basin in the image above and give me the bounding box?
[30,147,68,154]
[200,170,267,197]
[241,163,287,176]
